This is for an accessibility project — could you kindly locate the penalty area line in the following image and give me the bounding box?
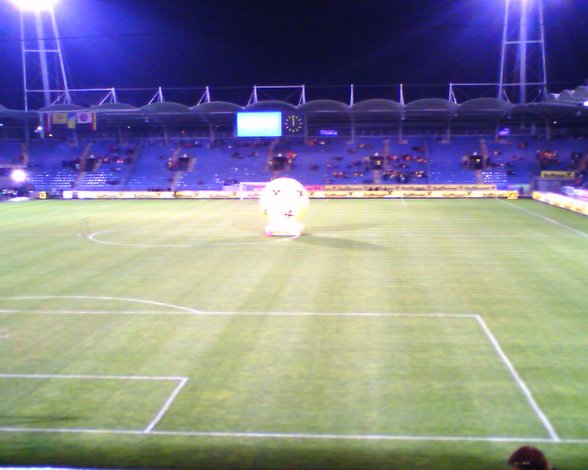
[0,295,477,318]
[0,307,478,320]
[0,303,568,444]
[0,310,479,318]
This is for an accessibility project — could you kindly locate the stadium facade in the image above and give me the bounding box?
[2,84,588,141]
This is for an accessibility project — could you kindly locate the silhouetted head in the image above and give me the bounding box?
[508,446,549,470]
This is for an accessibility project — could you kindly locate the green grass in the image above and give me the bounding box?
[0,198,587,469]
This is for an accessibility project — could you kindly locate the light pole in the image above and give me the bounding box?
[498,0,548,103]
[11,0,71,111]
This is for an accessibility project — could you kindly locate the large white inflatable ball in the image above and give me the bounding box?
[259,178,309,236]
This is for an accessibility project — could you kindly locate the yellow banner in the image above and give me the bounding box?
[324,184,496,191]
[540,171,575,179]
[175,191,240,199]
[62,190,518,200]
[310,190,517,199]
[52,113,68,124]
[67,114,77,129]
[74,191,174,199]
[532,192,588,215]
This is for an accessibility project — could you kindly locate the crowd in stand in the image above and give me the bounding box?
[298,140,429,184]
[9,135,588,190]
[161,135,588,189]
[454,137,588,187]
[62,144,135,170]
[381,153,429,183]
[60,143,137,186]
[484,150,521,177]
[570,151,588,187]
[97,136,588,187]
[536,149,561,170]
[0,154,26,165]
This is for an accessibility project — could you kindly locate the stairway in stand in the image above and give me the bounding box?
[482,167,508,187]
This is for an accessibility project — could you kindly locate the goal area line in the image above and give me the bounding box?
[0,373,187,434]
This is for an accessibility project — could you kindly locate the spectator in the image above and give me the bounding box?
[507,446,550,470]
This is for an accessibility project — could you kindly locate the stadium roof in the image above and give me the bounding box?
[546,85,588,106]
[90,102,139,112]
[245,100,296,111]
[2,93,588,126]
[191,101,242,113]
[352,99,403,113]
[456,98,513,116]
[404,99,459,120]
[141,102,192,114]
[38,103,86,112]
[300,100,350,113]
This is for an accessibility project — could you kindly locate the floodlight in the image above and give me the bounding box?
[583,100,588,108]
[11,169,27,183]
[11,0,58,12]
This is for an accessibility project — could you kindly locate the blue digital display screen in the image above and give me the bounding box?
[236,112,282,137]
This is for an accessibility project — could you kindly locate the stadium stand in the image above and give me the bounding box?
[2,89,588,194]
[26,141,80,191]
[3,133,587,192]
[426,137,480,185]
[0,140,24,166]
[73,140,137,191]
[125,140,176,191]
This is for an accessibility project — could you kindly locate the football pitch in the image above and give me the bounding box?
[0,198,587,469]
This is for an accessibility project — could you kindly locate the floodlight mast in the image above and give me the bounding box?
[11,0,59,12]
[13,0,71,110]
[498,0,548,103]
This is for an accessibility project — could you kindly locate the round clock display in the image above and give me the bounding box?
[284,114,303,133]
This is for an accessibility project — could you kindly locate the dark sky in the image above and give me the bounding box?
[0,0,587,108]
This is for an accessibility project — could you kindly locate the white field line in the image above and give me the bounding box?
[144,378,188,433]
[0,296,564,442]
[500,200,588,239]
[3,295,201,314]
[0,309,478,318]
[474,315,560,442]
[400,198,408,207]
[0,374,188,434]
[0,295,477,318]
[0,426,584,444]
[0,373,186,381]
[0,310,186,314]
[556,438,588,444]
[87,230,296,249]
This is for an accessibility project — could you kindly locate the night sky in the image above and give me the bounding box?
[0,0,587,108]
